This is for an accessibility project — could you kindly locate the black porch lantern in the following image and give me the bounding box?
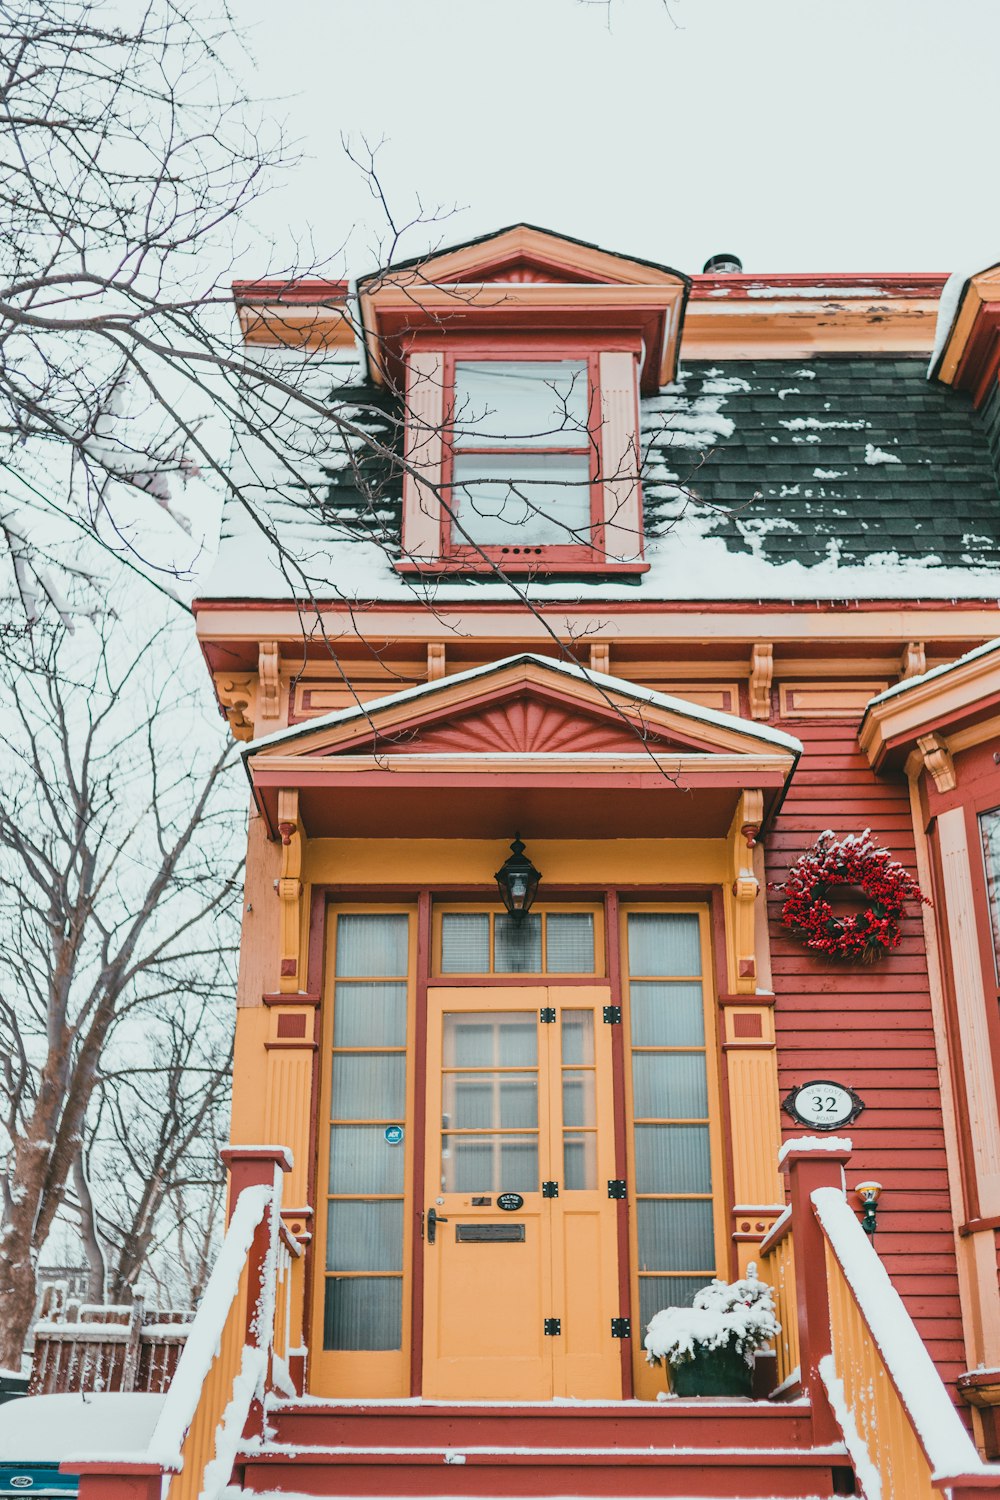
[494,835,542,919]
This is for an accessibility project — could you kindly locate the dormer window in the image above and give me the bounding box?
[355,225,689,577]
[449,358,594,554]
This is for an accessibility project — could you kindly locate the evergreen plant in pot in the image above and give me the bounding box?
[643,1265,780,1398]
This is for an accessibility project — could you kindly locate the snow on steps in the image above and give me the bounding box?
[237,1399,851,1499]
[264,1395,815,1451]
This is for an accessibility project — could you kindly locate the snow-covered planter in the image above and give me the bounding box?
[644,1266,780,1397]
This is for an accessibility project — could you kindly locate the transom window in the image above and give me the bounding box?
[447,358,596,552]
[435,905,601,976]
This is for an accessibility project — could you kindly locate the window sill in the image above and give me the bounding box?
[394,558,650,578]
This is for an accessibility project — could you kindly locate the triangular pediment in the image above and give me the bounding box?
[246,655,801,765]
[359,224,689,293]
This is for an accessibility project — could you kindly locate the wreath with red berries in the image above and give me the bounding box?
[778,829,930,963]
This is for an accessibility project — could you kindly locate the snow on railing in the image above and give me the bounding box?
[62,1146,301,1500]
[758,1202,799,1392]
[813,1185,1000,1500]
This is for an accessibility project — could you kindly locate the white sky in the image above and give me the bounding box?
[234,0,1000,281]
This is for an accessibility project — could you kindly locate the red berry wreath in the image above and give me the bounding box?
[778,829,929,962]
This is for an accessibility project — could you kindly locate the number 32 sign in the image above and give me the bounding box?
[782,1080,864,1130]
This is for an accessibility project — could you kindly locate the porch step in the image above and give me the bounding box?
[239,1440,852,1499]
[266,1397,816,1452]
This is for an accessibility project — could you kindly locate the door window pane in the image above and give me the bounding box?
[440,913,490,974]
[329,1126,405,1194]
[637,1200,715,1272]
[632,1053,709,1120]
[327,1200,404,1272]
[634,1125,712,1194]
[442,1133,538,1193]
[444,1013,537,1068]
[324,1276,402,1351]
[333,982,408,1047]
[495,914,543,973]
[629,982,705,1047]
[336,914,409,977]
[564,1132,597,1190]
[332,1053,406,1120]
[546,913,595,973]
[628,913,701,977]
[442,1073,538,1130]
[562,1010,595,1066]
[562,1072,596,1128]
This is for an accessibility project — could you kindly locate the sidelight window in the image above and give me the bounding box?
[624,910,720,1330]
[324,912,411,1353]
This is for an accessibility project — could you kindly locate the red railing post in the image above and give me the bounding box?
[219,1145,293,1441]
[780,1137,853,1446]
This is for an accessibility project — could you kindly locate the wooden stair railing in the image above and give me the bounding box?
[768,1136,1000,1500]
[61,1145,303,1500]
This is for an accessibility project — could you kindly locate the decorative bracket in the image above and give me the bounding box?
[900,640,926,680]
[729,789,764,993]
[258,641,281,721]
[215,674,256,742]
[590,643,611,676]
[427,643,446,681]
[276,788,303,993]
[749,644,773,721]
[916,731,957,793]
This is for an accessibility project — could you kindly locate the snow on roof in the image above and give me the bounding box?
[867,635,1000,707]
[199,356,1000,606]
[242,651,804,758]
[0,1393,165,1461]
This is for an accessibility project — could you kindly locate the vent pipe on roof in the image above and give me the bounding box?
[702,253,743,274]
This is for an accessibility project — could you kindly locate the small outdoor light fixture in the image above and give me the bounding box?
[855,1180,883,1238]
[495,834,542,919]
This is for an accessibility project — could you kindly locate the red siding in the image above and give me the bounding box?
[768,717,966,1397]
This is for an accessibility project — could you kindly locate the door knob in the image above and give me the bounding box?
[426,1206,449,1245]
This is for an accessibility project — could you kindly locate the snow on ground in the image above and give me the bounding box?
[0,1393,165,1461]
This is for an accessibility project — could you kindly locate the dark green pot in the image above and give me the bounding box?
[669,1343,753,1397]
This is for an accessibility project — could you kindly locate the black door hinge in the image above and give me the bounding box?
[540,1006,556,1023]
[611,1317,631,1339]
[603,1004,622,1024]
[607,1179,627,1200]
[542,1180,559,1198]
[544,1317,562,1336]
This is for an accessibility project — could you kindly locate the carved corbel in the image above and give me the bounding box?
[427,643,446,681]
[590,643,611,675]
[900,641,926,680]
[275,789,303,993]
[749,644,773,721]
[916,732,957,793]
[729,790,764,993]
[215,674,256,742]
[258,641,281,721]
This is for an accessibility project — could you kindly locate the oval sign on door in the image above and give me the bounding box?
[497,1192,524,1211]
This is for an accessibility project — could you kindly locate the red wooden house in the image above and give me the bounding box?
[68,231,1000,1500]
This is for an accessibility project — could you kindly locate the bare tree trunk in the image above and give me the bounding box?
[73,1153,106,1306]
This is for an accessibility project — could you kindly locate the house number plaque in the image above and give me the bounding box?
[782,1079,864,1130]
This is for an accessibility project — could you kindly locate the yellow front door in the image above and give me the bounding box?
[422,985,622,1400]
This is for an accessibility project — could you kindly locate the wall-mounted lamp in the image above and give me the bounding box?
[494,835,541,920]
[855,1180,883,1238]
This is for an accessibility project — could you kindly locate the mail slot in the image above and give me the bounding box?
[455,1223,526,1243]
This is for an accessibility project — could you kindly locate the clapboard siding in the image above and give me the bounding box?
[768,715,966,1400]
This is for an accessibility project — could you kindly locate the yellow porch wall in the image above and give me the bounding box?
[302,835,729,889]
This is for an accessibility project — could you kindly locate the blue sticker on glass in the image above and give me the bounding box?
[384,1124,404,1146]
